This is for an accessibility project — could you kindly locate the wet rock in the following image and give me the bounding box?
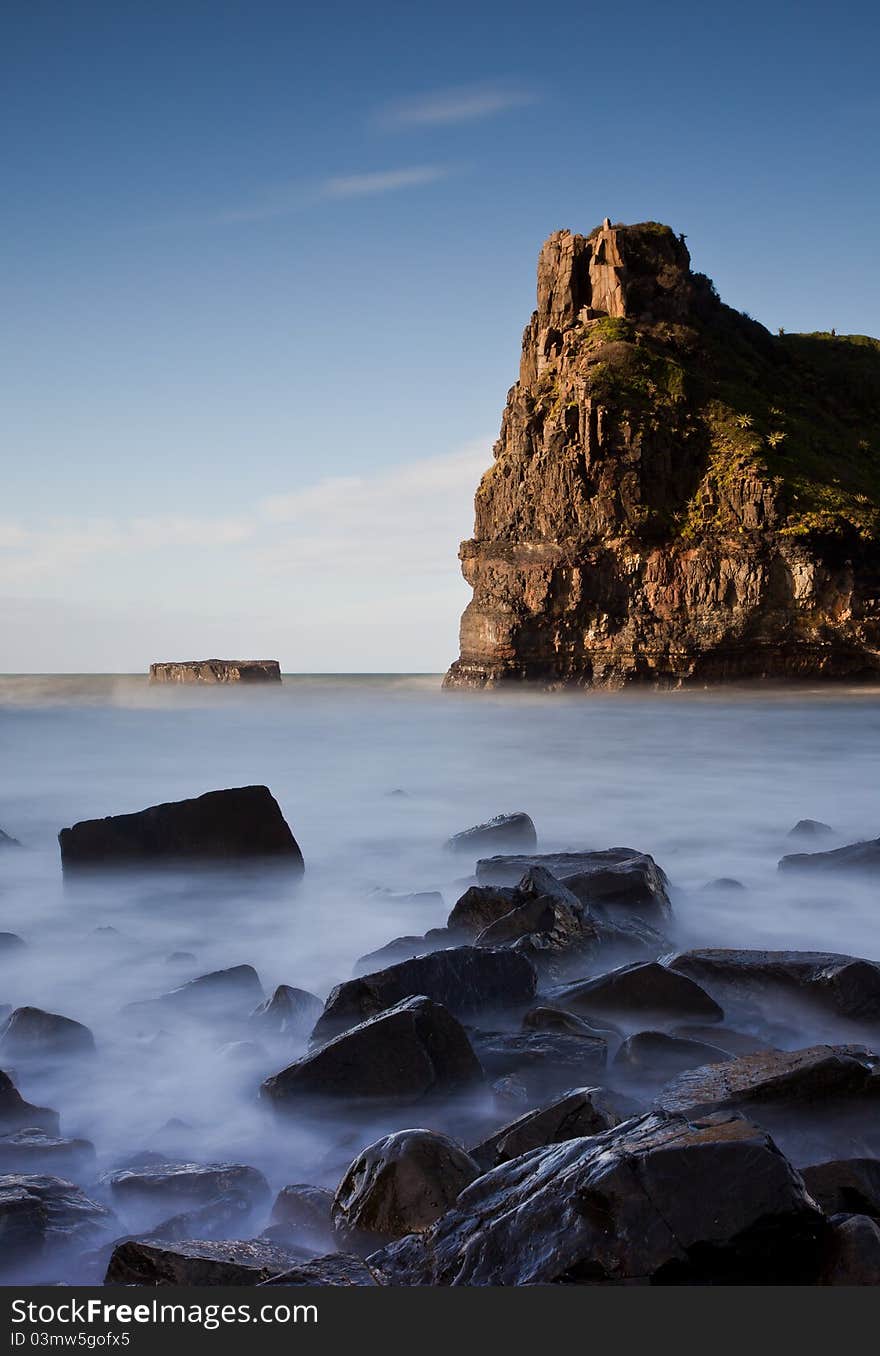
[0,1175,117,1279]
[477,848,672,926]
[614,1031,730,1083]
[0,1007,95,1059]
[668,949,880,1028]
[260,1253,380,1285]
[0,1070,59,1134]
[656,1044,876,1119]
[250,985,322,1037]
[0,1129,95,1177]
[779,837,880,874]
[372,1111,827,1285]
[144,1194,256,1243]
[333,1130,480,1248]
[446,885,519,939]
[446,813,537,856]
[0,933,25,954]
[470,1086,638,1171]
[521,1005,622,1041]
[548,961,723,1027]
[491,1075,530,1109]
[262,996,484,1109]
[105,1162,270,1226]
[59,785,304,874]
[471,1030,606,1098]
[105,1238,307,1286]
[312,947,536,1042]
[819,1214,880,1284]
[801,1158,880,1218]
[788,819,835,841]
[128,965,264,1023]
[354,936,435,975]
[268,1185,335,1251]
[672,1024,775,1057]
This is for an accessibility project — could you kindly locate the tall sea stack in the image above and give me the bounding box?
[445,220,880,688]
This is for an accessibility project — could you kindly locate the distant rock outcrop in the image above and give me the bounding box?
[150,660,281,684]
[445,220,880,688]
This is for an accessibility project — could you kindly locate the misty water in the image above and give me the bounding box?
[2,674,880,1273]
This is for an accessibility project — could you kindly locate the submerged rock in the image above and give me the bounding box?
[0,1007,95,1059]
[250,985,322,1037]
[312,947,536,1042]
[58,785,303,873]
[0,933,25,953]
[268,1185,335,1251]
[470,1030,607,1098]
[0,1129,95,1177]
[668,949,880,1027]
[445,814,537,856]
[128,965,265,1023]
[105,1162,270,1223]
[0,828,21,849]
[470,1086,637,1172]
[0,1175,117,1279]
[372,1111,827,1285]
[614,1030,730,1083]
[779,837,880,874]
[0,1070,59,1135]
[333,1130,480,1248]
[262,997,484,1109]
[105,1238,305,1286]
[788,819,835,841]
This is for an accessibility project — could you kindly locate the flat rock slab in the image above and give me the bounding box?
[106,1162,270,1214]
[260,1253,380,1286]
[655,1044,876,1118]
[668,949,880,1025]
[779,837,880,874]
[59,785,303,872]
[0,1130,94,1177]
[548,961,723,1026]
[105,1238,304,1286]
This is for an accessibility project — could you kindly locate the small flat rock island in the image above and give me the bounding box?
[149,659,282,684]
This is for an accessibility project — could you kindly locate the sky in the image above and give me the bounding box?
[2,0,879,672]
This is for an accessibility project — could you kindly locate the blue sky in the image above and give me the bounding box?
[2,0,878,671]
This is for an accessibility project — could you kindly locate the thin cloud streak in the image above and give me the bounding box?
[318,165,450,199]
[378,84,537,128]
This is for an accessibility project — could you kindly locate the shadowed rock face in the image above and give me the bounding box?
[149,660,281,684]
[444,220,880,689]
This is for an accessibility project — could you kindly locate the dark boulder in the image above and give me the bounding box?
[445,813,537,856]
[471,1030,606,1098]
[262,996,484,1109]
[260,1253,380,1285]
[105,1162,270,1227]
[0,1175,117,1279]
[614,1031,731,1083]
[371,1111,826,1285]
[477,848,672,926]
[668,949,880,1027]
[105,1238,307,1286]
[59,785,304,874]
[0,1070,59,1134]
[802,1158,880,1218]
[819,1214,880,1284]
[447,885,519,939]
[250,985,322,1038]
[312,947,536,1042]
[548,962,723,1027]
[779,837,880,874]
[0,1007,95,1059]
[470,1086,638,1172]
[332,1130,480,1248]
[521,1005,622,1041]
[0,1129,94,1177]
[672,1024,776,1057]
[0,933,25,954]
[127,965,264,1023]
[354,936,436,975]
[268,1185,335,1251]
[656,1044,876,1119]
[788,819,835,841]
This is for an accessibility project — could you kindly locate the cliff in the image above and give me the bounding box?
[149,660,282,684]
[445,220,880,688]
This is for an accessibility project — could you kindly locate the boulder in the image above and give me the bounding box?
[788,819,835,841]
[144,1194,256,1244]
[371,1111,826,1285]
[0,1070,59,1134]
[819,1214,880,1284]
[105,1238,306,1286]
[476,848,672,926]
[548,962,723,1027]
[354,936,437,975]
[127,965,264,1023]
[312,947,536,1042]
[521,1005,622,1041]
[0,1129,94,1177]
[702,877,745,894]
[667,949,880,1027]
[614,1031,731,1083]
[801,1158,880,1218]
[470,1086,638,1172]
[779,837,880,874]
[268,1185,335,1250]
[656,1044,876,1119]
[105,1162,270,1226]
[470,1030,607,1098]
[260,1253,380,1285]
[446,813,537,856]
[0,1007,95,1059]
[447,885,519,939]
[671,1024,775,1057]
[250,985,322,1037]
[58,785,303,873]
[262,997,484,1109]
[332,1130,480,1247]
[0,1175,117,1278]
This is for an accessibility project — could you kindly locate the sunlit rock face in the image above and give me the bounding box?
[149,660,281,683]
[445,220,880,689]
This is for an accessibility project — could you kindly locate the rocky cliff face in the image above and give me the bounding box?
[149,660,281,684]
[445,220,880,688]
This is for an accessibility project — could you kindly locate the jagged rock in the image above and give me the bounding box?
[0,1175,117,1278]
[105,1162,270,1225]
[779,838,880,874]
[470,1030,606,1098]
[127,965,264,1023]
[447,885,519,938]
[445,813,537,855]
[105,1238,305,1286]
[788,819,835,840]
[614,1030,730,1083]
[260,1253,380,1286]
[268,1185,335,1250]
[667,949,880,1027]
[262,997,483,1109]
[58,785,303,873]
[312,947,536,1042]
[521,1004,622,1040]
[470,1085,638,1171]
[801,1158,880,1218]
[0,1007,95,1058]
[548,961,723,1026]
[149,659,282,684]
[444,219,880,690]
[819,1214,880,1285]
[0,1129,94,1177]
[371,1111,827,1284]
[250,985,323,1037]
[332,1130,480,1248]
[476,848,672,926]
[0,1070,59,1134]
[655,1044,876,1119]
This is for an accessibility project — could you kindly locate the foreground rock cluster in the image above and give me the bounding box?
[4,795,880,1285]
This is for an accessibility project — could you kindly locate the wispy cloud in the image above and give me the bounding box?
[317,165,450,199]
[196,164,450,227]
[378,83,537,129]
